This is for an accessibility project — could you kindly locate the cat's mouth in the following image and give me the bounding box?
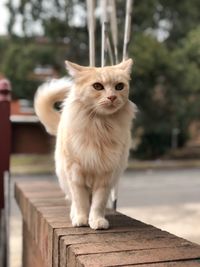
[103,102,117,109]
[106,102,115,107]
[103,102,122,114]
[97,100,122,114]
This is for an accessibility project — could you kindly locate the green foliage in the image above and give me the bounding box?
[129,27,200,158]
[129,34,172,158]
[0,39,66,99]
[134,133,171,159]
[170,27,200,121]
[158,0,200,44]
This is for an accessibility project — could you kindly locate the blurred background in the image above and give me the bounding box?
[0,0,200,159]
[0,0,200,266]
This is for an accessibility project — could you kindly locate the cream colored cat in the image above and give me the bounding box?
[34,59,136,229]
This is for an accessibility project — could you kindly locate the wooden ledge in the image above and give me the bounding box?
[15,179,200,267]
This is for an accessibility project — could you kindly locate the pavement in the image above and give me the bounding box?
[9,168,200,267]
[118,168,200,244]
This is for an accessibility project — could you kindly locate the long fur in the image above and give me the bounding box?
[34,59,137,230]
[34,77,72,135]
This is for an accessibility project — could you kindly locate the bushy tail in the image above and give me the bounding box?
[34,77,72,135]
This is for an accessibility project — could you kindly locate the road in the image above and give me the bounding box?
[118,168,200,245]
[10,168,200,266]
[118,168,200,206]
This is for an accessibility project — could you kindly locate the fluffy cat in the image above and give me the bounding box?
[34,59,136,229]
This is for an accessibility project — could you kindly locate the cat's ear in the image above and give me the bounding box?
[65,61,85,77]
[116,58,133,74]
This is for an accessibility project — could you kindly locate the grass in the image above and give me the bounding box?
[11,154,55,175]
[10,154,200,175]
[128,159,200,170]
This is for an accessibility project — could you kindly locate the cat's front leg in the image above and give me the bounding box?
[89,185,111,230]
[70,183,90,227]
[69,164,90,227]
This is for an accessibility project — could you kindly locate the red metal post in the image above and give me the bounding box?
[0,78,11,209]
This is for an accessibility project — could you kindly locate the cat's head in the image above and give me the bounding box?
[65,59,133,115]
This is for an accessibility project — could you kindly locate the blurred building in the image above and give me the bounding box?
[30,65,60,81]
[11,99,54,154]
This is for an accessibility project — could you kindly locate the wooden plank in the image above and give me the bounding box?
[55,212,155,267]
[64,233,192,266]
[60,229,165,267]
[28,197,70,267]
[130,261,200,266]
[68,235,190,254]
[15,180,200,267]
[22,221,46,267]
[15,181,157,267]
[15,180,64,214]
[54,226,156,267]
[75,246,200,267]
[15,181,69,267]
[29,197,67,244]
[30,197,66,207]
[62,232,185,267]
[106,213,153,228]
[15,180,63,218]
[53,226,148,266]
[30,202,69,245]
[39,215,72,266]
[61,229,175,248]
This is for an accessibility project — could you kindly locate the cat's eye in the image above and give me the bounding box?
[115,83,124,91]
[93,82,104,90]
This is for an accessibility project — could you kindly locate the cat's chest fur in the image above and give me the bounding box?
[59,102,131,174]
[70,116,125,173]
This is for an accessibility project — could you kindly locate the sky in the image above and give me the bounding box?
[0,0,23,35]
[0,0,9,35]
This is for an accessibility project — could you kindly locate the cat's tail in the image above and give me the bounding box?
[34,77,72,136]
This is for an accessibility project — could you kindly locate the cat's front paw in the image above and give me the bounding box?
[72,215,88,227]
[89,217,109,230]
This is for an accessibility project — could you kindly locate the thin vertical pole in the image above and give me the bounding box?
[122,0,133,61]
[106,37,114,65]
[0,101,10,209]
[101,0,108,67]
[86,0,96,66]
[0,100,11,267]
[109,0,118,64]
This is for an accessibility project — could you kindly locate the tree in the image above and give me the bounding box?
[128,26,200,158]
[0,39,67,99]
[158,0,200,46]
[169,27,200,127]
[129,33,173,158]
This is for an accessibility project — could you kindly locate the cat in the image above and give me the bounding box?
[34,59,137,229]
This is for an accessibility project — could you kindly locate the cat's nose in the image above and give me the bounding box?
[107,95,117,102]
